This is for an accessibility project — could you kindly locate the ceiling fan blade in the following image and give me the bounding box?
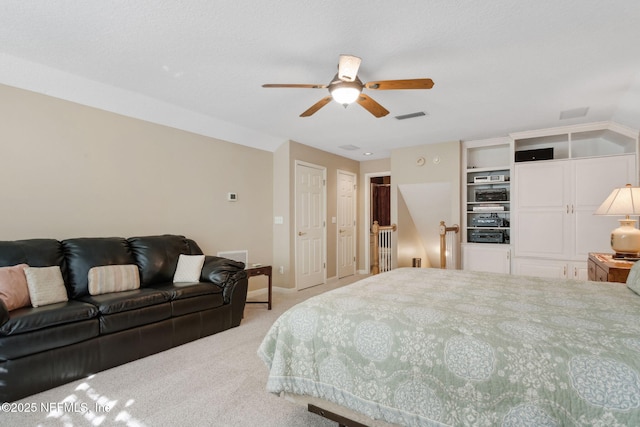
[300,96,332,117]
[356,94,390,118]
[338,54,362,82]
[262,83,327,89]
[365,78,434,90]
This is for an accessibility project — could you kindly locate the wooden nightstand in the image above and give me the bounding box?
[245,265,272,309]
[588,253,635,283]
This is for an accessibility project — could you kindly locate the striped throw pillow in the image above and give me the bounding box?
[88,264,140,295]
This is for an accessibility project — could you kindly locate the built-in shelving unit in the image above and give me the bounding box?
[461,138,513,274]
[463,138,512,246]
[461,122,640,276]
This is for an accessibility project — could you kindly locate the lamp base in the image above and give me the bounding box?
[611,218,640,256]
[612,252,640,260]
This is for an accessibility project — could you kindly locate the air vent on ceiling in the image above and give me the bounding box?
[339,144,360,151]
[559,107,589,120]
[395,111,427,120]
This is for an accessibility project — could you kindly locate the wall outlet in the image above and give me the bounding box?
[279,266,284,274]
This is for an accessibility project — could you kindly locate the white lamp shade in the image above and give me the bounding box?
[595,184,640,216]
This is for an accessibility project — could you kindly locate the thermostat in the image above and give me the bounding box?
[227,192,238,202]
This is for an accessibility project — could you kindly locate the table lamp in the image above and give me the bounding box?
[595,184,640,258]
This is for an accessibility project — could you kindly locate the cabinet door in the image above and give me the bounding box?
[513,258,567,278]
[462,244,511,274]
[514,161,571,258]
[513,259,588,280]
[571,262,589,281]
[572,155,637,259]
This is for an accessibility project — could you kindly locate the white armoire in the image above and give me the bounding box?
[511,122,638,279]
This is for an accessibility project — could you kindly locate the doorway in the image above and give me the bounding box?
[295,161,326,290]
[364,172,391,273]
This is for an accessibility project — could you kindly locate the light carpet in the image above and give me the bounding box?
[1,274,365,427]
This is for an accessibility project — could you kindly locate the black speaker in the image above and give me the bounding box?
[515,147,554,162]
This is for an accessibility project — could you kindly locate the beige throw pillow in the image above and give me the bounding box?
[24,266,68,307]
[88,264,140,295]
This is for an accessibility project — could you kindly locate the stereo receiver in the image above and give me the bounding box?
[469,230,507,243]
[475,188,508,202]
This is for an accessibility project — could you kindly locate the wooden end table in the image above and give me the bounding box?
[245,265,272,310]
[588,253,634,283]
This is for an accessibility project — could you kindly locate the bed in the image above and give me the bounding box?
[258,267,640,426]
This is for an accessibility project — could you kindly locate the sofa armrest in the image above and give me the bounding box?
[200,256,247,303]
[0,298,9,327]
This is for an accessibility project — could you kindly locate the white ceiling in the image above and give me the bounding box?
[1,0,640,160]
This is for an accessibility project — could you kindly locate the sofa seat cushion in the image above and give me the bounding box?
[0,300,99,360]
[0,319,99,361]
[151,282,225,316]
[152,282,222,300]
[78,288,172,334]
[0,300,98,336]
[78,288,169,315]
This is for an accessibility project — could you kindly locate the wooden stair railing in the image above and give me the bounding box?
[371,221,397,275]
[439,221,460,269]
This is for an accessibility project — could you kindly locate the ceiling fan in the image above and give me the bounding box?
[262,54,434,118]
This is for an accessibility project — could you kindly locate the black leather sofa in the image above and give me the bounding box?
[0,234,248,402]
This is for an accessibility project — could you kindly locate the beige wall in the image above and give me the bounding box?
[1,82,464,294]
[391,141,461,267]
[272,142,291,287]
[0,84,273,291]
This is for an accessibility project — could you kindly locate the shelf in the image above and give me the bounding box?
[466,166,510,173]
[467,181,510,187]
[511,121,638,162]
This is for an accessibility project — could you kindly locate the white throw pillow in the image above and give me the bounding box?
[173,254,205,283]
[24,266,68,307]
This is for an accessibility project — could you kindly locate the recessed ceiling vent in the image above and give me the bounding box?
[339,144,360,151]
[395,111,427,120]
[559,107,589,120]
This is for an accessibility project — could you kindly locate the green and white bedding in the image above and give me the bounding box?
[258,268,640,426]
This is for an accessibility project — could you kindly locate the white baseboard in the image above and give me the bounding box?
[247,273,362,298]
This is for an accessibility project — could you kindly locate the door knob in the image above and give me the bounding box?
[298,231,306,236]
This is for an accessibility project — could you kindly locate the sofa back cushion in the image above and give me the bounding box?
[0,239,63,268]
[127,235,190,286]
[62,237,135,298]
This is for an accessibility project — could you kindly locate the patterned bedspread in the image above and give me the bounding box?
[258,268,640,426]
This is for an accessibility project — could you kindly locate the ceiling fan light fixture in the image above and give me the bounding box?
[329,82,362,106]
